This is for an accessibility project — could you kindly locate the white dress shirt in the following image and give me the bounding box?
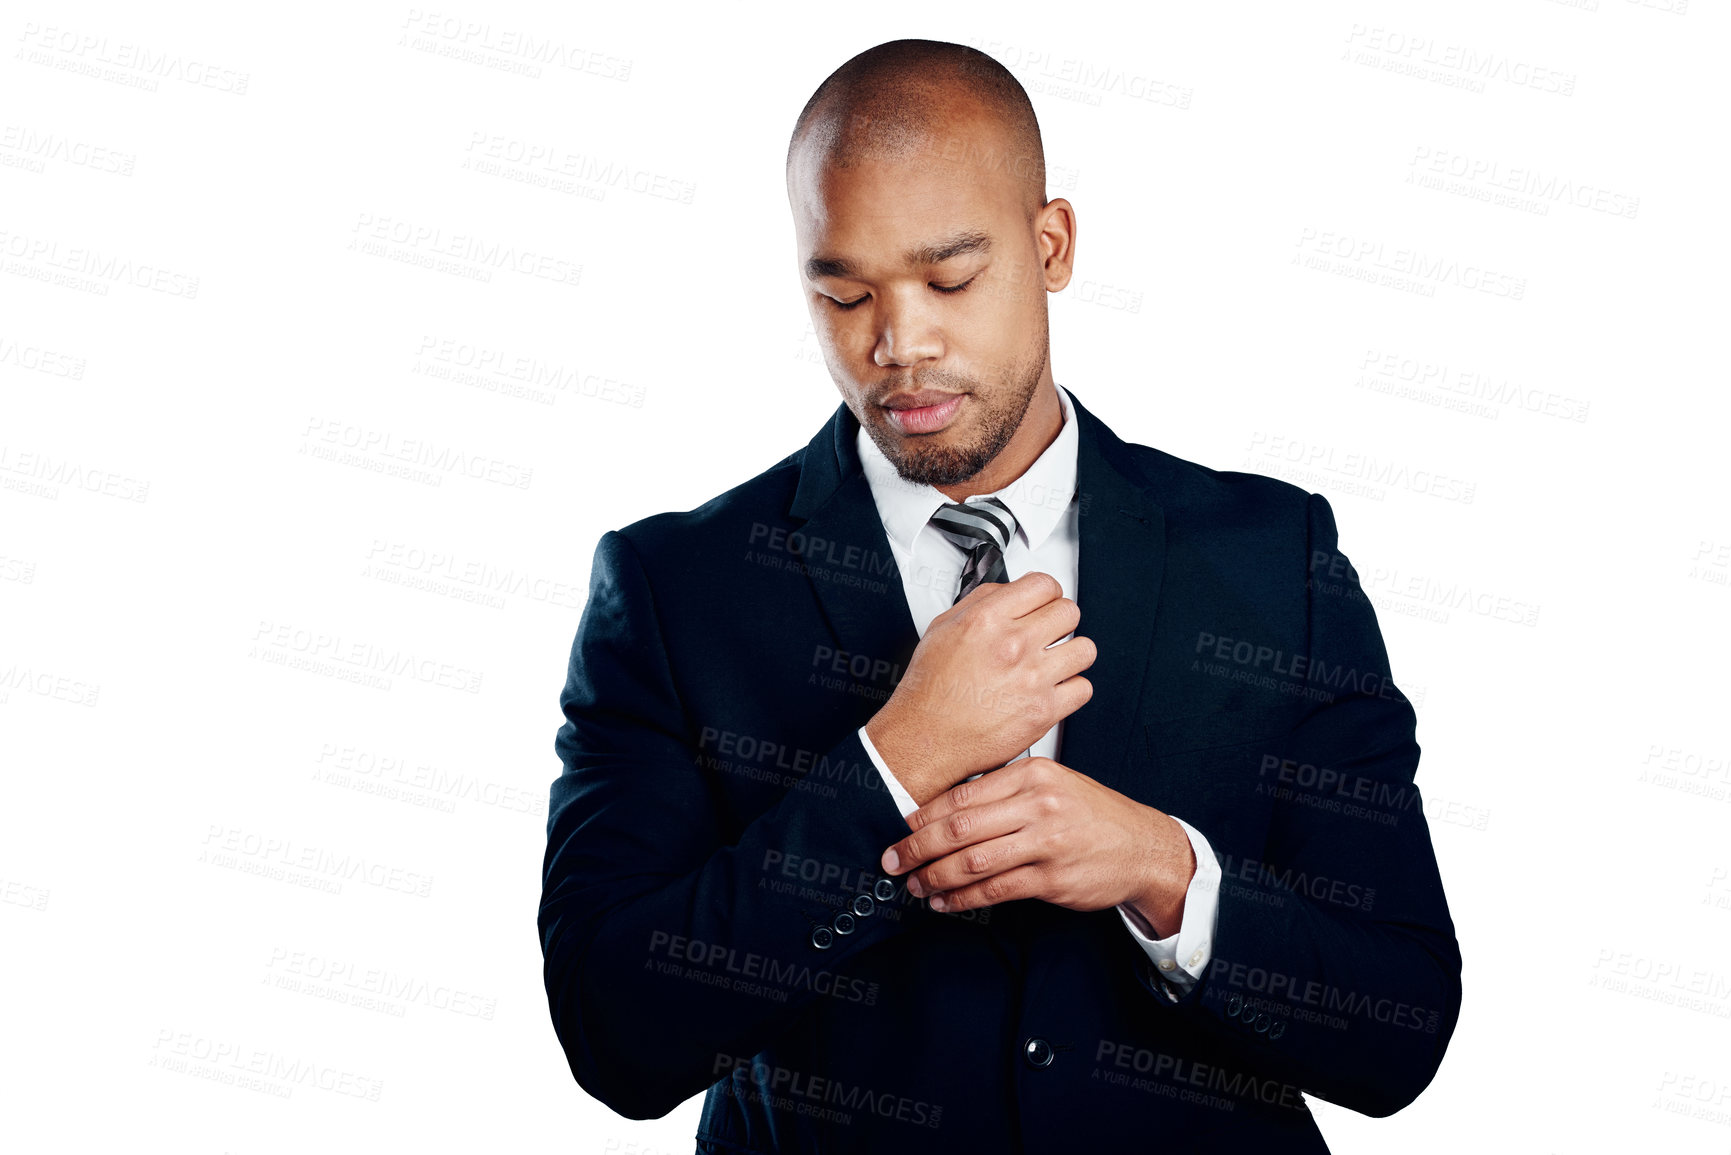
[852,382,1222,999]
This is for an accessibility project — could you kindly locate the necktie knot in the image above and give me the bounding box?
[929,497,1018,604]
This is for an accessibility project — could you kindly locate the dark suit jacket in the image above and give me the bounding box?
[539,390,1462,1153]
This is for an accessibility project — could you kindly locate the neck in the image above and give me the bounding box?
[935,378,1063,502]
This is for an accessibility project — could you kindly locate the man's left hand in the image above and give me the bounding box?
[879,757,1196,938]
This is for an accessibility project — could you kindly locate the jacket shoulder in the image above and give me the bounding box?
[1116,437,1318,535]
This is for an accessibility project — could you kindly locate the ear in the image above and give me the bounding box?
[1034,198,1076,292]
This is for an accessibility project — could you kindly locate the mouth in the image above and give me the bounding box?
[880,392,965,435]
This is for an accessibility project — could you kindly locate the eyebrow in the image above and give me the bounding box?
[805,229,992,282]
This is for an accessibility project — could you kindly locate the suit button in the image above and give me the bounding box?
[1253,1013,1271,1033]
[873,878,897,902]
[851,894,875,918]
[1225,994,1243,1018]
[1023,1037,1054,1068]
[811,926,834,950]
[1268,1021,1286,1041]
[832,911,856,936]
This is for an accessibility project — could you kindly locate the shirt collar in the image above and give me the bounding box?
[856,383,1079,555]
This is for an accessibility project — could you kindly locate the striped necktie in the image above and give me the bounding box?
[928,496,1018,604]
[929,495,1034,768]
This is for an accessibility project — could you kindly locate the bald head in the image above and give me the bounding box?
[786,39,1046,222]
[784,40,1074,499]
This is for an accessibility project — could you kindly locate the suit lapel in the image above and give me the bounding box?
[788,406,920,725]
[1059,393,1168,795]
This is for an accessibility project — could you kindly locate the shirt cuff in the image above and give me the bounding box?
[859,725,920,819]
[1115,816,1222,1000]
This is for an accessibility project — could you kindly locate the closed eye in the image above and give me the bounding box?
[826,276,977,311]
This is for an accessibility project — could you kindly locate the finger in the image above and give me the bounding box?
[910,828,1040,897]
[1017,597,1081,650]
[884,763,1040,872]
[1038,633,1096,682]
[929,864,1046,913]
[1051,673,1093,720]
[891,787,1029,877]
[967,570,1064,617]
[903,756,1042,837]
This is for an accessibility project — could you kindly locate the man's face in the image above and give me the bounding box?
[788,115,1056,488]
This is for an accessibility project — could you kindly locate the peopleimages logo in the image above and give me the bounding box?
[1216,853,1376,913]
[650,932,879,1006]
[1203,961,1441,1033]
[1192,631,1409,704]
[712,1054,943,1129]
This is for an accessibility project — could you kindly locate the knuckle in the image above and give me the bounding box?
[961,847,993,875]
[945,811,972,841]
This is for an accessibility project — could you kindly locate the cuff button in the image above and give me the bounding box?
[832,911,856,935]
[851,894,875,918]
[873,878,897,902]
[810,926,834,950]
[1253,1013,1271,1033]
[1268,1021,1286,1041]
[1225,994,1243,1018]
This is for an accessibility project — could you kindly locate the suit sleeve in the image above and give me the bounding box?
[538,530,918,1120]
[1127,492,1464,1118]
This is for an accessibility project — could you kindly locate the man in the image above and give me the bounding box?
[540,39,1462,1153]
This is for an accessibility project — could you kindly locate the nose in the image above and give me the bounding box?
[872,288,944,368]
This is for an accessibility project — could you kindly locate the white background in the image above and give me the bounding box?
[3,2,1728,1152]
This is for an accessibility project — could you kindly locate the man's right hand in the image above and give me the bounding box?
[865,571,1096,807]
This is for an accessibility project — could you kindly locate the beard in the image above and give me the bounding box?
[854,321,1050,488]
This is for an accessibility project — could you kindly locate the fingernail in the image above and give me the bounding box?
[929,894,947,911]
[881,848,899,873]
[906,876,923,897]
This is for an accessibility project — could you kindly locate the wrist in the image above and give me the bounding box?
[1127,810,1194,938]
[865,708,944,805]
